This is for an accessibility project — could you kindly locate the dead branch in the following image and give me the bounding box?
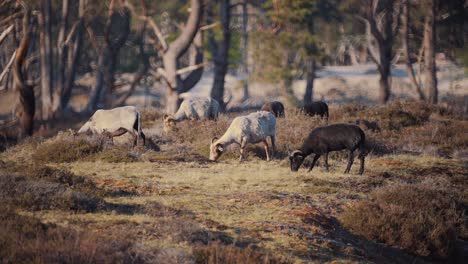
[0,50,16,85]
[0,24,14,46]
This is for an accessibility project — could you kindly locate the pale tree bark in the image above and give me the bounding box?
[211,0,231,112]
[38,0,53,121]
[14,5,35,137]
[303,60,315,105]
[401,0,425,101]
[87,0,131,111]
[161,0,203,114]
[423,0,438,104]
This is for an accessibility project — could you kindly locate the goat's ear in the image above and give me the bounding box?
[211,137,218,144]
[216,143,224,152]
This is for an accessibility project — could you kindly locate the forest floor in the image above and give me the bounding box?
[1,102,467,263]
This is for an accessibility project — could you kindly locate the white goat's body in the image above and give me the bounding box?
[210,111,277,161]
[78,106,144,146]
[174,96,220,121]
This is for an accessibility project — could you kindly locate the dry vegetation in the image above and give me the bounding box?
[0,102,467,263]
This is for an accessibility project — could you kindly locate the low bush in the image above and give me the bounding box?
[32,137,103,163]
[193,242,287,264]
[0,205,141,263]
[339,182,466,259]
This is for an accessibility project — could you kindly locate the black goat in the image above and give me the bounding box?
[301,101,329,121]
[289,123,367,174]
[261,101,285,118]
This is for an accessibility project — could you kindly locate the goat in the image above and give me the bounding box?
[210,111,276,161]
[289,123,366,174]
[163,96,219,133]
[78,106,145,146]
[301,101,329,122]
[261,101,285,118]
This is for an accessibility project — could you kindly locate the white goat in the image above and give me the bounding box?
[78,106,145,146]
[163,96,219,133]
[210,111,276,161]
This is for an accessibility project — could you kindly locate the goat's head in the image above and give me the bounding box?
[209,137,224,161]
[288,150,305,172]
[163,114,177,133]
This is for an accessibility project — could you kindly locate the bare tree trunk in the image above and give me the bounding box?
[60,0,85,112]
[113,22,149,107]
[424,0,438,104]
[14,6,34,137]
[303,60,315,105]
[366,0,401,104]
[240,0,249,101]
[87,2,130,111]
[401,0,425,101]
[54,0,69,112]
[211,0,231,112]
[38,0,53,121]
[162,0,203,114]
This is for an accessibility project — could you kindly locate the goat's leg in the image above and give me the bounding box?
[108,128,128,144]
[270,136,276,159]
[262,140,271,161]
[239,137,247,162]
[308,154,320,172]
[324,152,329,171]
[344,150,354,174]
[358,149,366,175]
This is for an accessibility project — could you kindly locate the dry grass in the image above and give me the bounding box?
[1,102,467,262]
[340,181,466,258]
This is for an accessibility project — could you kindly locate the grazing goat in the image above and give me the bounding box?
[210,111,276,161]
[261,101,285,118]
[302,101,329,121]
[289,123,366,174]
[163,96,219,133]
[78,106,145,146]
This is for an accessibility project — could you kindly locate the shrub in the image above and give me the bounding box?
[32,137,103,163]
[339,182,466,259]
[0,173,103,212]
[193,242,287,264]
[0,205,141,263]
[92,147,139,163]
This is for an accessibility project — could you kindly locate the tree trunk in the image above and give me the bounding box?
[424,0,438,104]
[55,0,69,113]
[60,0,85,112]
[162,0,203,114]
[87,4,130,111]
[240,0,249,101]
[303,60,315,105]
[38,0,53,121]
[401,0,425,101]
[211,0,231,112]
[14,6,34,137]
[367,0,400,104]
[113,23,149,107]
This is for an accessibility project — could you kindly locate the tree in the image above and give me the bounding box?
[252,0,340,106]
[401,0,425,101]
[13,4,35,137]
[148,0,204,114]
[211,0,231,112]
[87,0,131,111]
[361,0,402,104]
[423,0,437,104]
